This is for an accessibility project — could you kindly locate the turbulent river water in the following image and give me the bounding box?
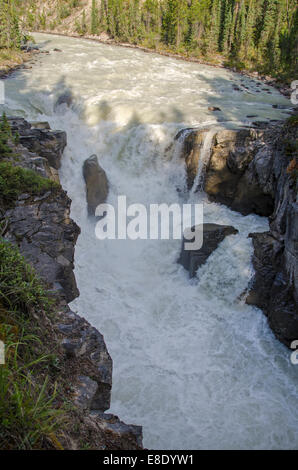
[2,33,298,450]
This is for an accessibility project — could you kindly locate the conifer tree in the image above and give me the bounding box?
[91,0,99,35]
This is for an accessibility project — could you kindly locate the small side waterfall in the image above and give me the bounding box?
[190,128,218,194]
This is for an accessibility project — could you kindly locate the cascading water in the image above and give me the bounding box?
[190,128,218,194]
[2,33,298,450]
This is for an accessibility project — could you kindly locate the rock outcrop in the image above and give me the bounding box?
[178,223,238,278]
[181,127,275,216]
[5,189,80,303]
[83,154,109,215]
[9,117,66,170]
[1,118,142,449]
[179,117,298,347]
[245,120,298,348]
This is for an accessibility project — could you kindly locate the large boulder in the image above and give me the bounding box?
[83,155,109,216]
[54,91,73,110]
[178,223,238,278]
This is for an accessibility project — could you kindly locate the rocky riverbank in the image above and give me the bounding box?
[0,116,142,449]
[180,115,298,347]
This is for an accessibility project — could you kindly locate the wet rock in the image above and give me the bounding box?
[175,127,194,140]
[83,155,109,215]
[31,121,51,130]
[55,91,73,110]
[21,45,39,53]
[178,223,238,278]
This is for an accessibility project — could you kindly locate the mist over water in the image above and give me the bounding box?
[2,33,298,449]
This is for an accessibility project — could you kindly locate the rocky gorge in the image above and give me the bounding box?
[0,117,142,449]
[1,30,298,449]
[2,112,297,448]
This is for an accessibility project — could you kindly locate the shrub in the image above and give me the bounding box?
[0,162,58,208]
[0,239,63,449]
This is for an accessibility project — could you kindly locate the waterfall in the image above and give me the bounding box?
[2,32,298,451]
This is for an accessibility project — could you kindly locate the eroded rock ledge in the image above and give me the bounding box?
[1,117,142,449]
[180,118,298,347]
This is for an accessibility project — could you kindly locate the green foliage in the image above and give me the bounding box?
[0,0,22,49]
[91,0,99,35]
[0,239,51,312]
[0,113,13,159]
[0,239,63,449]
[286,114,298,130]
[0,161,58,207]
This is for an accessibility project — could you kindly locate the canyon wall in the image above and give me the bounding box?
[181,117,298,347]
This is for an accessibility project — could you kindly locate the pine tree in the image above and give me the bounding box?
[91,0,99,35]
[0,0,22,50]
[81,9,87,35]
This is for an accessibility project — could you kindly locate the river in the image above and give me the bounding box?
[2,32,298,450]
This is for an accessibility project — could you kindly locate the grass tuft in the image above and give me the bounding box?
[0,239,64,449]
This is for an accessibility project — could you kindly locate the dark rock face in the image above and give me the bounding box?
[8,117,67,169]
[58,307,112,412]
[246,122,298,347]
[181,127,275,216]
[208,106,221,112]
[5,190,80,303]
[83,155,109,215]
[178,223,238,278]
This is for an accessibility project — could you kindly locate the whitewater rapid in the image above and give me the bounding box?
[2,33,298,450]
